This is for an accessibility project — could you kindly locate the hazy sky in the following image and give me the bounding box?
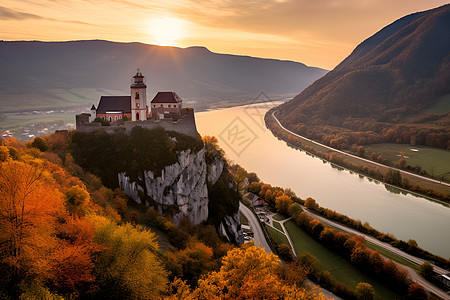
[1,0,448,69]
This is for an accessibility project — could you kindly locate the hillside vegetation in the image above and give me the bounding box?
[0,134,329,299]
[276,5,450,151]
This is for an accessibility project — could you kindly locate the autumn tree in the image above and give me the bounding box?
[0,160,65,296]
[419,261,434,279]
[355,282,375,300]
[190,244,327,300]
[165,242,214,286]
[406,283,427,300]
[89,215,168,299]
[275,194,293,215]
[277,244,293,262]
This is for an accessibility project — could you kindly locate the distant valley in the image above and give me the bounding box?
[0,40,326,115]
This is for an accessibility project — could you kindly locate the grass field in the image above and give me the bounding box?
[273,214,288,221]
[266,225,290,246]
[0,112,77,129]
[365,143,450,181]
[272,221,283,231]
[427,94,450,113]
[365,241,418,270]
[284,220,401,300]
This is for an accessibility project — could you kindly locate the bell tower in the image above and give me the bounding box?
[131,69,147,121]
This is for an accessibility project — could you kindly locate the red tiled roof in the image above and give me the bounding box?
[151,91,182,104]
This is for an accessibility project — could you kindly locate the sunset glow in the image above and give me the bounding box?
[0,0,448,69]
[149,17,186,46]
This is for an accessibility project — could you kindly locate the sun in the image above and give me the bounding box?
[149,17,185,46]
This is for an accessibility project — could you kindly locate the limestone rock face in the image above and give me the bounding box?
[218,211,244,245]
[119,148,208,224]
[118,146,243,244]
[207,156,224,185]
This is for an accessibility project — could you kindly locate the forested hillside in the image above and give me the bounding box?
[276,4,450,151]
[0,133,328,299]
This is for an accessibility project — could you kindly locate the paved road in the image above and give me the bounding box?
[239,203,342,299]
[303,208,450,299]
[271,111,450,188]
[239,202,272,254]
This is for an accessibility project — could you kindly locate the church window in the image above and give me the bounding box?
[135,92,140,99]
[109,116,112,122]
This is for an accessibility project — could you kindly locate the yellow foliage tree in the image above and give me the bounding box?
[89,215,168,299]
[182,244,327,300]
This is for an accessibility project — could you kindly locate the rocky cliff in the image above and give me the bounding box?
[118,146,243,244]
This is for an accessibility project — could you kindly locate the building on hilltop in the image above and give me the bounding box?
[76,70,199,138]
[151,91,183,120]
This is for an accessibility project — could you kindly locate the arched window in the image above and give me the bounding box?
[135,92,139,99]
[168,105,171,108]
[109,116,112,122]
[115,116,118,121]
[136,112,140,120]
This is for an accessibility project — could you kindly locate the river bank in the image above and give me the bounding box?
[265,109,450,203]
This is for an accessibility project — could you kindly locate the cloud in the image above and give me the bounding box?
[0,5,44,20]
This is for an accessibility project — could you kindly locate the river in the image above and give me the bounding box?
[196,102,450,258]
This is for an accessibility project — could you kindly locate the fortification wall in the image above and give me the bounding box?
[76,109,199,138]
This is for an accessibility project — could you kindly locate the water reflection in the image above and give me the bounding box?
[196,102,450,257]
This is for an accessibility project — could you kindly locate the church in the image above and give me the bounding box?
[89,70,184,123]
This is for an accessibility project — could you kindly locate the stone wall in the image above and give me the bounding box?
[76,108,198,138]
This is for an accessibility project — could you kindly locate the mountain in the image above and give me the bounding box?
[0,40,326,113]
[276,5,450,149]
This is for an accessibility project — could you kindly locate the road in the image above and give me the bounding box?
[239,203,342,299]
[239,202,272,254]
[303,208,450,299]
[271,110,450,188]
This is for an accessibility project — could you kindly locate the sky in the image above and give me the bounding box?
[1,0,448,69]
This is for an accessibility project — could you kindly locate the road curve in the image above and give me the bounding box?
[271,110,450,188]
[303,208,450,299]
[239,203,342,299]
[239,202,272,254]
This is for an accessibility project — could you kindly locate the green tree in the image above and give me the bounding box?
[288,202,303,217]
[30,137,49,152]
[355,282,375,300]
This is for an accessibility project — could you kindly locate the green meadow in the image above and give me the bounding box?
[365,143,450,181]
[284,220,401,300]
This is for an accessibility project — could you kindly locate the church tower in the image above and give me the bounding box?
[131,69,147,121]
